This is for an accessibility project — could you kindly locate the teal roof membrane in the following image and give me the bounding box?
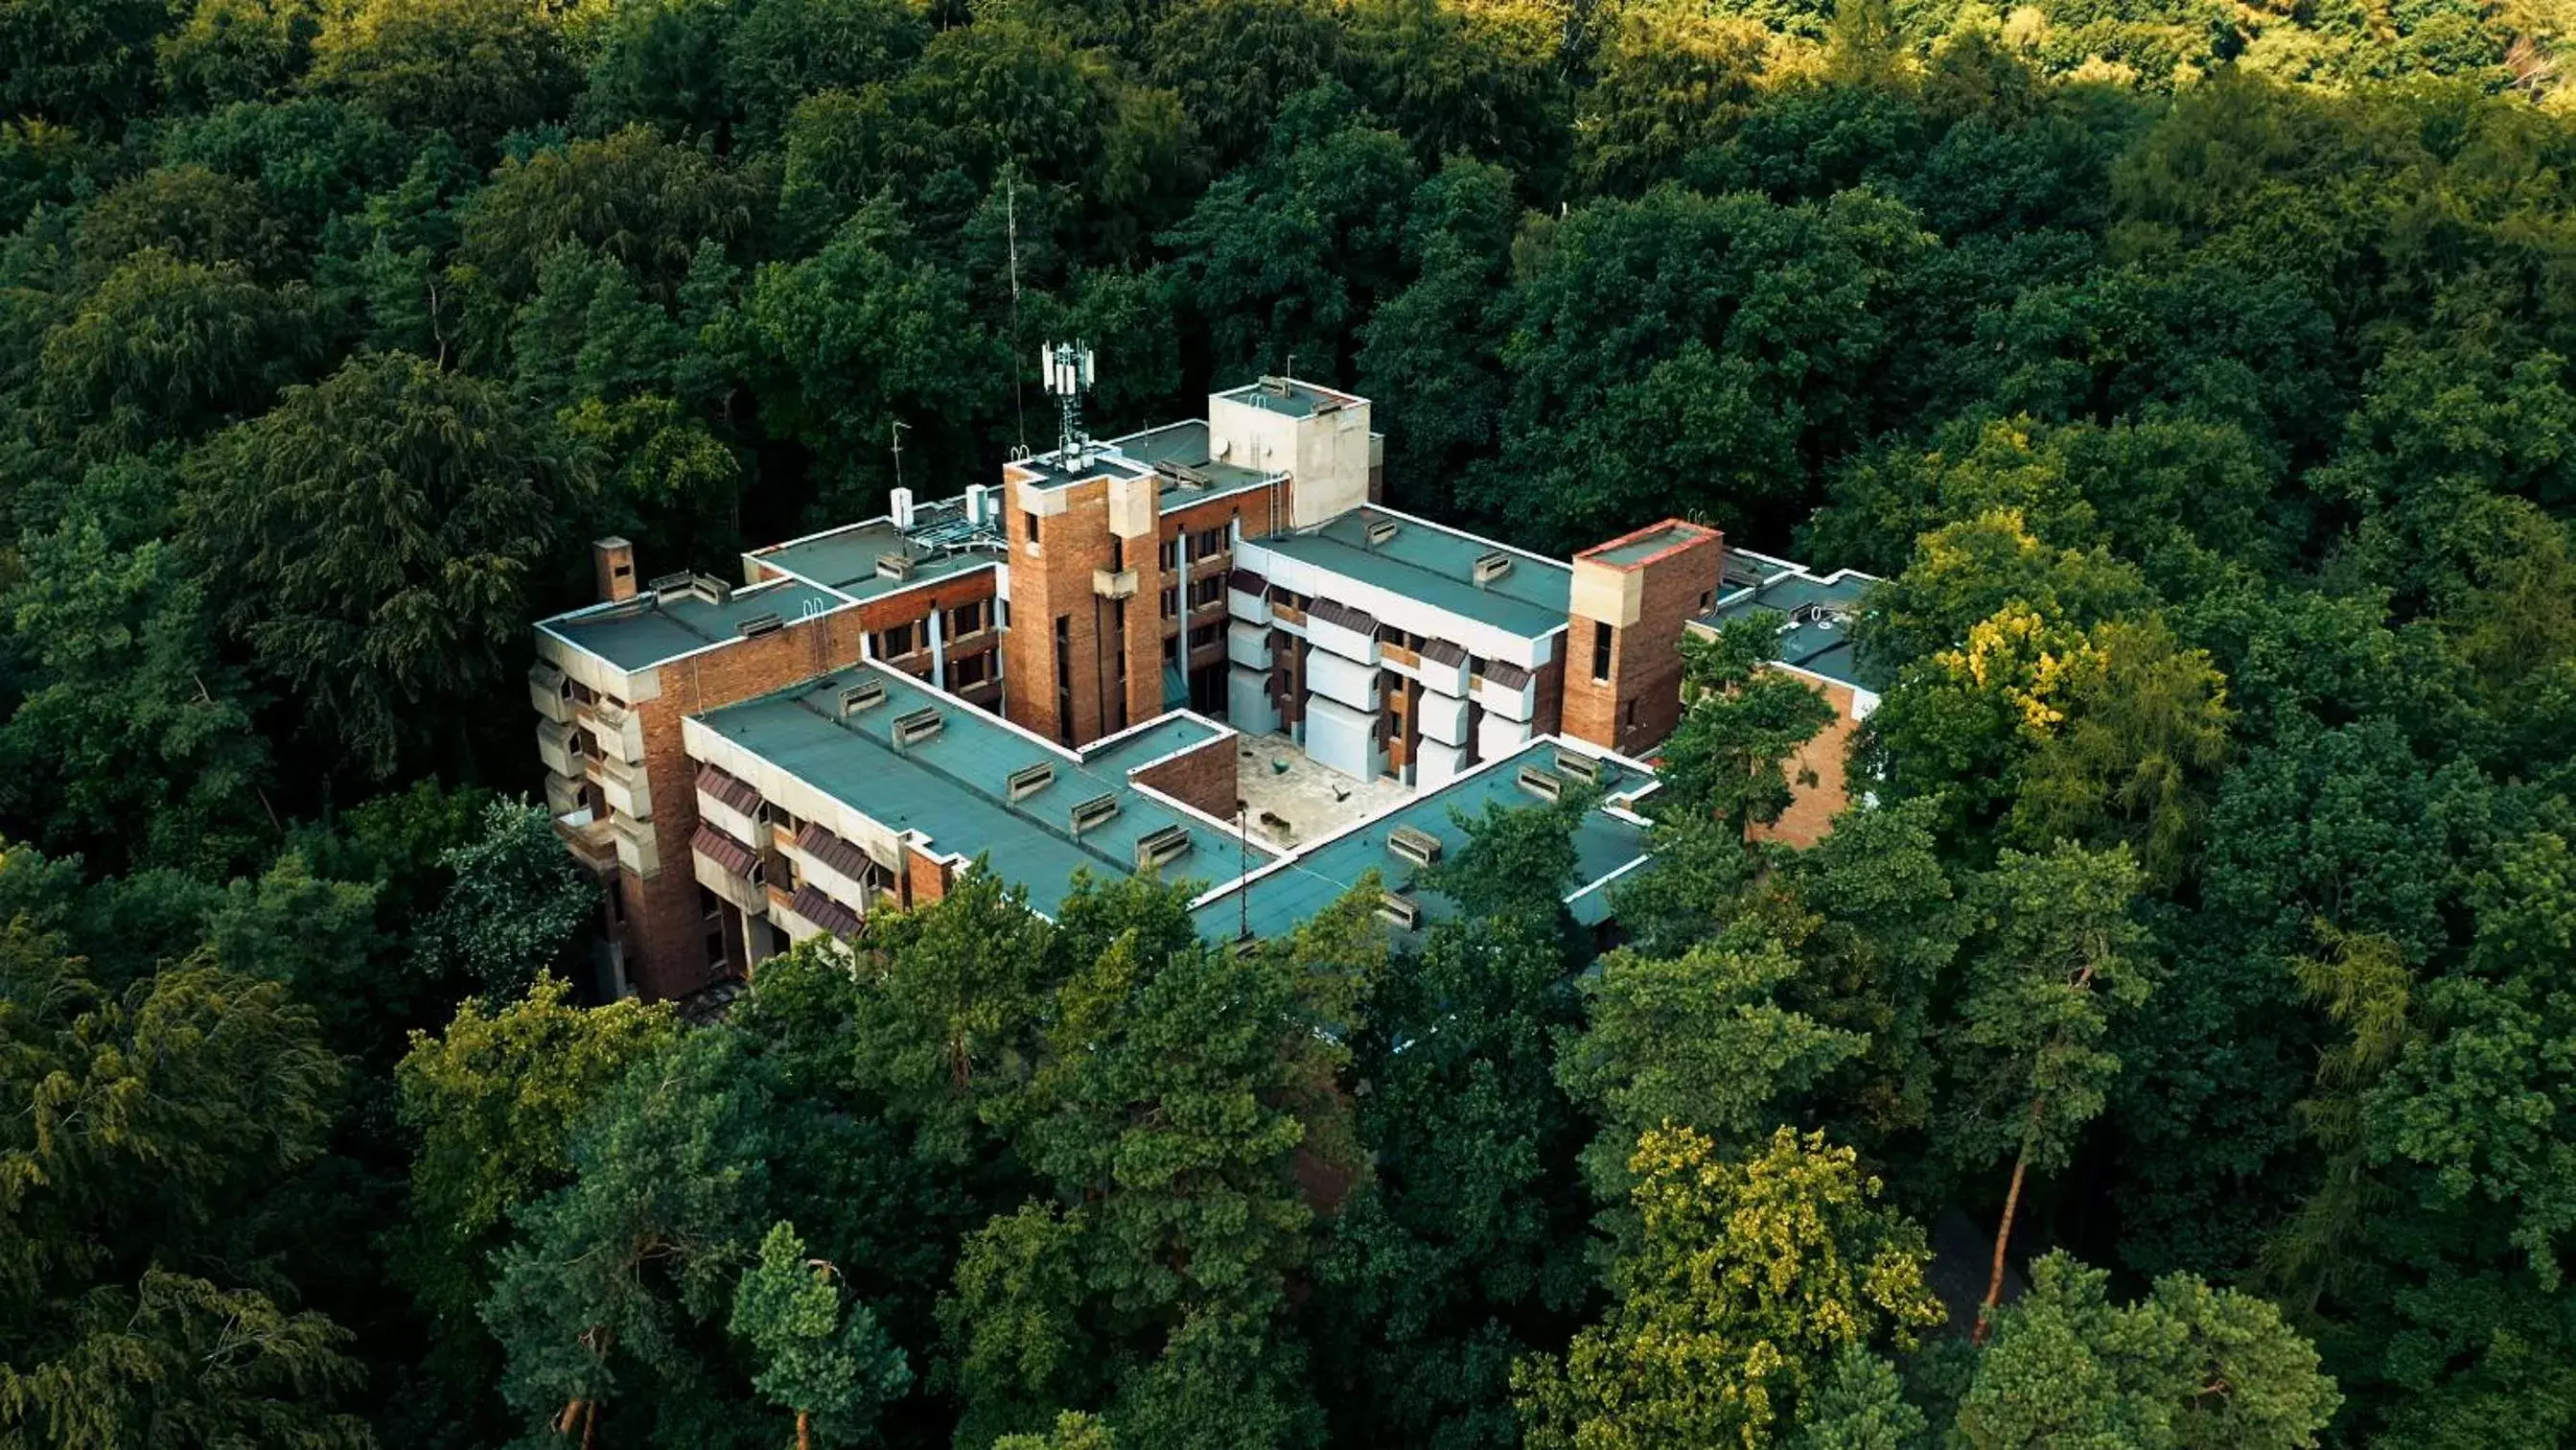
[695,670,1277,921]
[545,578,843,672]
[1191,740,1654,944]
[1701,567,1875,691]
[750,521,1002,604]
[1106,420,1279,508]
[1254,509,1572,640]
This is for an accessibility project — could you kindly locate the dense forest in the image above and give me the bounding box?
[5,0,2576,1442]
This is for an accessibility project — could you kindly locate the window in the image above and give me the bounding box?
[1054,616,1074,744]
[761,801,803,835]
[1188,621,1223,652]
[1109,536,1125,572]
[1159,538,1179,571]
[1590,620,1613,683]
[1160,585,1179,620]
[1189,574,1225,612]
[950,600,985,637]
[1621,699,1637,729]
[875,620,918,658]
[1698,590,1713,613]
[1162,635,1179,664]
[950,651,992,689]
[1025,511,1041,549]
[1193,526,1229,557]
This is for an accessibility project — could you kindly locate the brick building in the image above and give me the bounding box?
[531,374,1875,1001]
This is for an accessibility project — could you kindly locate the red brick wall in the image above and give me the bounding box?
[1128,734,1242,820]
[1561,530,1723,758]
[1003,478,1120,744]
[906,843,953,907]
[1750,676,1859,848]
[595,572,991,1001]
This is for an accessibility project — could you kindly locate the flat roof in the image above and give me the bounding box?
[1213,377,1360,421]
[1700,561,1876,691]
[1106,420,1280,509]
[1190,739,1655,943]
[1009,443,1156,491]
[693,668,1280,921]
[1256,507,1573,640]
[750,519,1002,603]
[543,577,844,672]
[1583,521,1716,569]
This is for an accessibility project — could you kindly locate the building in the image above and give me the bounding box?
[1688,548,1880,847]
[531,372,1874,1001]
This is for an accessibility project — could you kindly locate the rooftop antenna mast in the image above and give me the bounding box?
[891,418,910,495]
[1007,167,1028,456]
[1042,339,1095,468]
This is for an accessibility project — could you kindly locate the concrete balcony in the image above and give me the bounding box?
[692,851,767,915]
[536,718,578,778]
[529,662,569,723]
[1093,568,1139,599]
[1227,578,1271,625]
[1473,667,1537,723]
[1416,689,1471,747]
[591,751,652,820]
[1307,649,1382,713]
[553,809,616,876]
[1226,620,1272,670]
[543,770,583,818]
[609,815,660,877]
[580,701,643,762]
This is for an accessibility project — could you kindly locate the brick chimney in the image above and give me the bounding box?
[595,537,637,603]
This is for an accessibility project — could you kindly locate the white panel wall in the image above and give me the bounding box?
[1306,649,1381,713]
[1477,711,1533,760]
[1235,538,1559,671]
[1304,696,1381,781]
[1474,669,1537,722]
[1415,690,1470,746]
[1303,608,1377,666]
[1414,738,1466,789]
[1229,667,1280,735]
[1226,620,1272,670]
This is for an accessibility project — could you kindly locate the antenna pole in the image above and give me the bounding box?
[892,419,909,493]
[1008,167,1027,455]
[1239,797,1249,942]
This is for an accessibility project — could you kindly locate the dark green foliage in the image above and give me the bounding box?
[9,1,2576,1444]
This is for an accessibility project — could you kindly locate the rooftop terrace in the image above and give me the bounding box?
[1248,507,1574,640]
[1190,739,1657,944]
[692,667,1281,921]
[542,576,844,673]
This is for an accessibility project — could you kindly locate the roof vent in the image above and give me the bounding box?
[837,679,886,716]
[1007,761,1056,803]
[1260,376,1292,398]
[1473,551,1514,585]
[1134,823,1193,871]
[1387,825,1443,869]
[649,571,694,599]
[1158,461,1212,490]
[1365,517,1399,548]
[1069,792,1121,837]
[876,551,917,581]
[1516,764,1564,802]
[1556,751,1603,783]
[736,612,783,638]
[1376,891,1423,930]
[891,706,943,746]
[690,574,733,605]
